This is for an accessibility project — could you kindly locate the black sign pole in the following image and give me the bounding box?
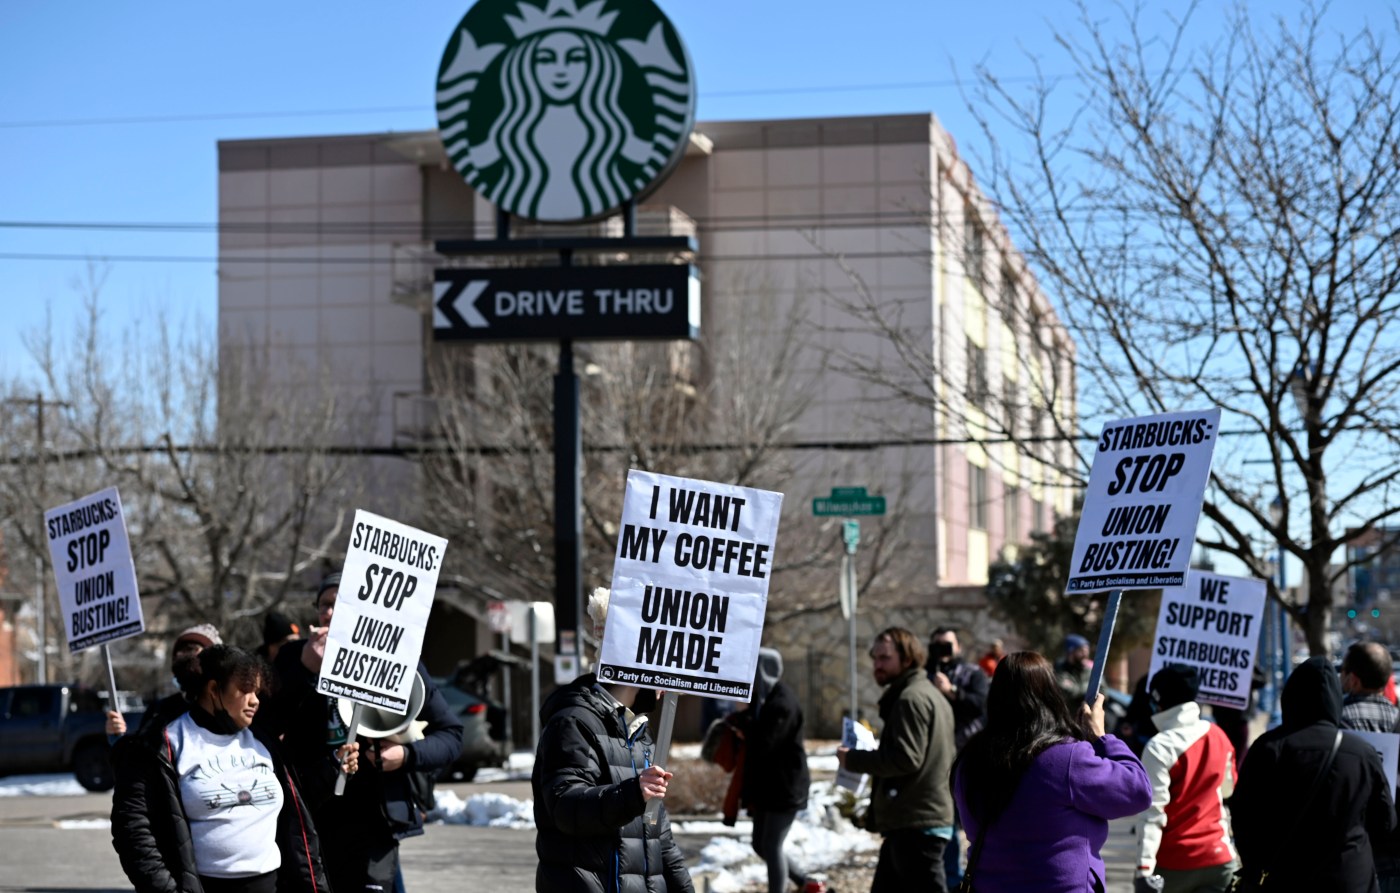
[554,248,582,662]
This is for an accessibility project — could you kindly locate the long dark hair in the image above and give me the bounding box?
[952,651,1092,824]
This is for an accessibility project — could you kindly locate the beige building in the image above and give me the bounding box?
[218,112,1077,730]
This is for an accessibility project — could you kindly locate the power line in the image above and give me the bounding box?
[0,75,1052,131]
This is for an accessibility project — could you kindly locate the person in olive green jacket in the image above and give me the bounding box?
[837,627,956,893]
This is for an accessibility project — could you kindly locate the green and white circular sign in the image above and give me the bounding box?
[436,0,697,223]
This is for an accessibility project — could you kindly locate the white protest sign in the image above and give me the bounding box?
[597,470,783,702]
[1066,408,1223,595]
[44,486,145,653]
[319,510,447,714]
[1148,570,1266,710]
[1348,731,1400,797]
[835,716,876,794]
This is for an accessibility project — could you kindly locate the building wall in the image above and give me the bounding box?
[217,113,1078,673]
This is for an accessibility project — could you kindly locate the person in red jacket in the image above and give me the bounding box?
[1133,664,1239,893]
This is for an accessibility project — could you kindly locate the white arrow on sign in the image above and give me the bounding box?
[433,279,491,329]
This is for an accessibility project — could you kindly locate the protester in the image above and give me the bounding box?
[1054,633,1093,706]
[1229,657,1395,891]
[259,572,464,893]
[256,610,301,664]
[952,651,1152,893]
[1341,641,1400,733]
[837,627,955,893]
[1117,674,1158,757]
[1133,665,1239,893]
[727,648,824,893]
[111,644,339,893]
[533,587,694,893]
[106,623,223,742]
[927,626,989,888]
[1211,664,1267,772]
[977,639,1005,678]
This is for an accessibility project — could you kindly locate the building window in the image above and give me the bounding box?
[969,462,988,530]
[1002,378,1017,436]
[964,206,984,292]
[1000,266,1017,326]
[1005,485,1021,544]
[966,339,988,406]
[1031,495,1045,534]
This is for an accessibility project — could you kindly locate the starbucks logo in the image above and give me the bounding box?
[436,0,697,223]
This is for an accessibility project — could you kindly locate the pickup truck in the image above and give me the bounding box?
[0,683,131,791]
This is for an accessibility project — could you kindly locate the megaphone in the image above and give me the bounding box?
[336,672,427,744]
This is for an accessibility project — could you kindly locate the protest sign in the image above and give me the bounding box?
[596,470,783,702]
[318,511,447,714]
[1349,731,1400,797]
[1066,408,1223,595]
[1148,570,1266,710]
[835,717,876,795]
[45,486,144,653]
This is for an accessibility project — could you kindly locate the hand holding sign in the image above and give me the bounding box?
[638,765,672,801]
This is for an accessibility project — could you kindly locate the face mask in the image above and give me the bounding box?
[208,693,242,735]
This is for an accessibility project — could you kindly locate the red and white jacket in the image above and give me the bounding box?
[1134,701,1238,876]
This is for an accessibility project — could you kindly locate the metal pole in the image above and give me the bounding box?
[1273,502,1287,726]
[102,644,119,712]
[36,393,46,685]
[553,247,582,667]
[529,605,541,746]
[1084,590,1123,705]
[644,691,678,825]
[500,631,514,751]
[333,704,364,796]
[34,555,46,685]
[846,553,857,724]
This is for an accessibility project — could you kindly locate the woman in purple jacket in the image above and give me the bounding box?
[952,651,1152,893]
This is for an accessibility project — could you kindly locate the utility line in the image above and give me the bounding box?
[0,74,1056,131]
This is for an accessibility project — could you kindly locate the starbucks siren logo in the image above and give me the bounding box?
[436,0,696,223]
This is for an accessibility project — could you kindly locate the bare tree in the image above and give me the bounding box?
[0,281,367,665]
[962,2,1400,654]
[416,286,919,627]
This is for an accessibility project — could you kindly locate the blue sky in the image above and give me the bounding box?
[0,0,1223,380]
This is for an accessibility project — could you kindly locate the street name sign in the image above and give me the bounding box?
[433,264,699,342]
[813,486,886,517]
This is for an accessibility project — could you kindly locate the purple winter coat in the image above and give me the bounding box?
[954,734,1151,893]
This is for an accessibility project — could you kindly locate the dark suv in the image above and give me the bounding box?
[0,684,122,791]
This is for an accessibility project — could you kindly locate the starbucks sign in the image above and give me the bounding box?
[435,0,697,223]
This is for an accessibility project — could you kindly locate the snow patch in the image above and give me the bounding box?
[0,774,87,797]
[688,781,878,891]
[427,789,535,828]
[57,818,111,830]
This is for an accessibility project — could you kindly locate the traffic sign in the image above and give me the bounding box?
[813,487,886,517]
[487,600,511,634]
[433,265,699,342]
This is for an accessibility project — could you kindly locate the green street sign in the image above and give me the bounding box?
[812,486,886,517]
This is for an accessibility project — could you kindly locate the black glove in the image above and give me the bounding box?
[1133,876,1164,893]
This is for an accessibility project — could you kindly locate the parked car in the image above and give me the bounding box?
[434,653,520,781]
[0,683,131,791]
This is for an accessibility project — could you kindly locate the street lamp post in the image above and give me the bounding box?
[1268,497,1290,727]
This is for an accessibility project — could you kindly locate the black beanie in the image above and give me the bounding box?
[1149,664,1201,710]
[262,610,299,645]
[316,572,341,600]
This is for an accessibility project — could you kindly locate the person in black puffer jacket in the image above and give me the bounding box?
[729,648,817,893]
[1229,657,1396,892]
[533,588,693,893]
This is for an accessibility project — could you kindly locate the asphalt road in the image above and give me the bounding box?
[0,779,1139,893]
